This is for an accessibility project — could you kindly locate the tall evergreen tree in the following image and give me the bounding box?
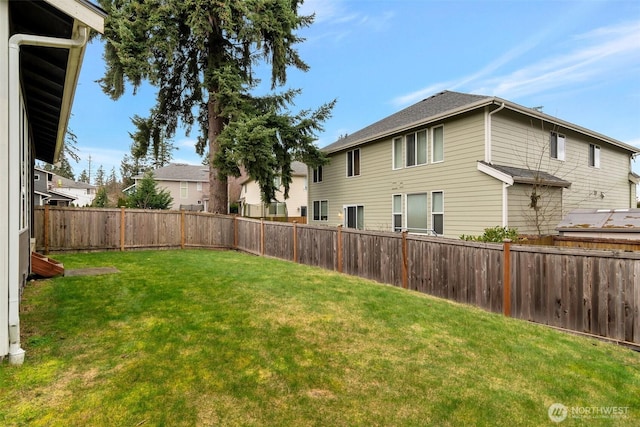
[99,0,333,213]
[127,171,173,210]
[94,165,106,187]
[78,169,90,184]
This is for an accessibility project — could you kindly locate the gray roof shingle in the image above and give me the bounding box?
[134,163,209,182]
[323,90,490,153]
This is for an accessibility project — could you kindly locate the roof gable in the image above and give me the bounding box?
[324,91,490,153]
[134,164,210,182]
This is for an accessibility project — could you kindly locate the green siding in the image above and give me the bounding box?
[491,110,633,218]
[309,112,503,237]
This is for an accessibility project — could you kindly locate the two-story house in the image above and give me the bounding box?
[1,0,104,364]
[308,91,638,237]
[239,161,308,222]
[132,163,210,211]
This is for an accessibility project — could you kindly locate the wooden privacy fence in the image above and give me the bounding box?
[34,206,640,346]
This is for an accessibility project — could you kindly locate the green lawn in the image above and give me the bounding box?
[1,249,638,426]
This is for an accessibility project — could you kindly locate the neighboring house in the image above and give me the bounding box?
[49,173,97,206]
[0,0,105,364]
[556,208,640,240]
[132,163,210,211]
[239,161,308,221]
[33,168,53,206]
[308,90,639,237]
[33,168,96,206]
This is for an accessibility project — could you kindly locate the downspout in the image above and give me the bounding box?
[485,102,505,163]
[486,102,508,226]
[7,26,89,365]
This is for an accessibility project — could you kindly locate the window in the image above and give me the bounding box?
[347,149,360,177]
[432,191,444,235]
[301,206,307,217]
[432,126,444,162]
[589,144,600,168]
[407,193,428,233]
[34,174,40,181]
[274,175,282,188]
[392,195,403,232]
[344,205,364,229]
[393,137,403,169]
[313,200,328,221]
[404,130,427,167]
[313,166,323,183]
[196,181,202,191]
[550,132,566,161]
[180,181,188,198]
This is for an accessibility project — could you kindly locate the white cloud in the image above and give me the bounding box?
[475,20,640,99]
[392,20,640,106]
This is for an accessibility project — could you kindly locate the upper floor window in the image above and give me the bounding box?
[393,137,403,169]
[589,144,600,168]
[432,126,444,163]
[274,175,282,188]
[180,181,188,198]
[313,166,323,183]
[196,181,203,191]
[406,130,427,167]
[347,149,360,177]
[550,132,566,161]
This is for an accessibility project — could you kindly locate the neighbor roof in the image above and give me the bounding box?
[557,209,640,232]
[240,161,308,185]
[479,162,572,188]
[51,174,96,189]
[323,90,639,155]
[134,164,209,182]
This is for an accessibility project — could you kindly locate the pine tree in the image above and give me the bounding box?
[78,169,89,184]
[99,0,333,213]
[127,171,173,210]
[94,165,106,187]
[92,186,109,207]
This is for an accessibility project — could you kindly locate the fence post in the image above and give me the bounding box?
[260,218,265,256]
[402,231,408,289]
[180,210,185,249]
[234,215,238,249]
[120,207,125,251]
[293,221,298,263]
[337,225,343,273]
[503,239,512,317]
[44,204,50,254]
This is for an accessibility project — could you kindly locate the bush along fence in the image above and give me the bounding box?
[34,206,640,346]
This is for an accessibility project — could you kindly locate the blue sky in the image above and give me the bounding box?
[69,0,640,189]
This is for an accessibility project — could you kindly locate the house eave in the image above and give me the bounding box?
[324,95,640,156]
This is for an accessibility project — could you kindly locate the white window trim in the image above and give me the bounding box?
[313,165,323,183]
[196,181,203,191]
[431,190,444,236]
[392,137,403,170]
[431,125,444,164]
[589,144,601,168]
[550,132,566,161]
[392,194,403,232]
[343,204,365,229]
[346,148,361,177]
[313,200,328,221]
[406,192,429,234]
[180,181,188,199]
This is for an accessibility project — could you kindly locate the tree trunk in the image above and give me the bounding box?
[208,95,228,213]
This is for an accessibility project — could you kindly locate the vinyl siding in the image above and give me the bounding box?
[155,180,208,210]
[508,183,563,235]
[309,112,504,237]
[491,110,633,217]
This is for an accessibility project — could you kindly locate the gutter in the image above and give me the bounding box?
[7,26,89,365]
[485,102,505,163]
